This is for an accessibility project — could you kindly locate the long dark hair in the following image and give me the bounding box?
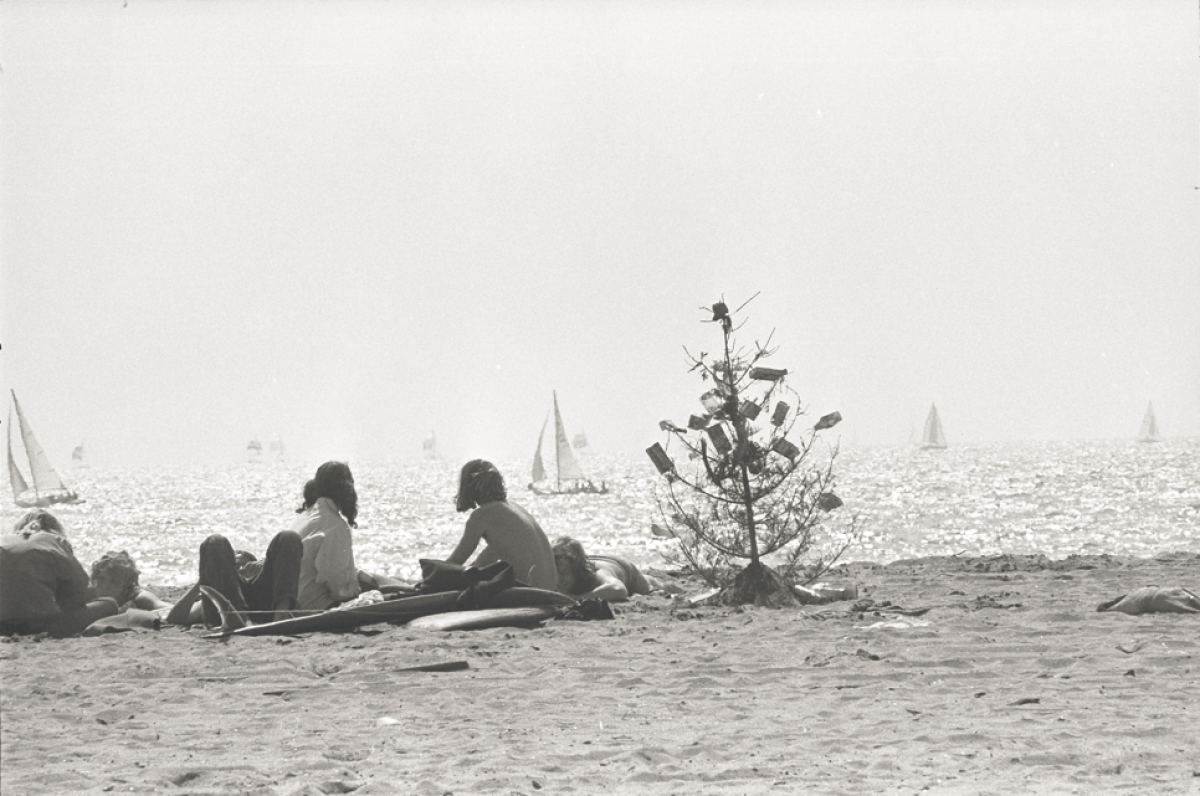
[296,461,358,527]
[455,459,507,512]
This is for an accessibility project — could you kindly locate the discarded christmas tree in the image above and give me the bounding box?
[646,296,855,607]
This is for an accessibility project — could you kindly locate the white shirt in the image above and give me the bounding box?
[292,497,361,611]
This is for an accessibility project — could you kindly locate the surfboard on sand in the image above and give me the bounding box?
[202,587,577,638]
[406,606,562,631]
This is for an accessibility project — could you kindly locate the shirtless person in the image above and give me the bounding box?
[446,460,557,590]
[551,536,666,602]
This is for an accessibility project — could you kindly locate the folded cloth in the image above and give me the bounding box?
[82,609,164,636]
[416,559,517,594]
[1097,586,1200,615]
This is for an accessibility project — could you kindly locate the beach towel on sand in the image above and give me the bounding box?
[1096,587,1200,615]
[82,609,164,636]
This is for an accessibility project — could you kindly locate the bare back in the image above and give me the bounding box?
[450,500,557,590]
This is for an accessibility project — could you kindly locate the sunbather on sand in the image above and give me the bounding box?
[446,460,557,590]
[166,530,304,626]
[551,536,665,601]
[90,550,172,613]
[0,509,121,637]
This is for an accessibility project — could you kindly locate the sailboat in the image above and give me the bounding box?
[1137,402,1161,443]
[529,392,607,495]
[422,431,438,459]
[269,435,287,462]
[72,442,87,468]
[7,391,82,508]
[920,404,948,450]
[247,437,263,463]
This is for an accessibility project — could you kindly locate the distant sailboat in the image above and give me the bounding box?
[920,404,948,450]
[269,435,286,462]
[72,442,87,468]
[7,390,82,508]
[422,431,438,459]
[529,392,607,495]
[247,437,263,463]
[1137,402,1161,443]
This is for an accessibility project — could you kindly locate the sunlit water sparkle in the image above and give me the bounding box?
[5,440,1197,588]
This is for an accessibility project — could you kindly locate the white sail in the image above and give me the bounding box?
[921,404,947,449]
[1138,402,1161,443]
[9,391,79,507]
[531,413,549,483]
[552,391,585,484]
[8,407,31,502]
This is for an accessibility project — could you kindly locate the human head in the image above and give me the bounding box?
[455,460,507,512]
[551,536,595,595]
[12,508,64,537]
[297,461,358,527]
[91,550,141,604]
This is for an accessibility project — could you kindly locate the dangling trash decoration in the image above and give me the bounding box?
[645,293,856,608]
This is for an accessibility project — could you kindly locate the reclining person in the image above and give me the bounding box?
[90,550,173,613]
[0,509,121,637]
[552,536,666,602]
[167,530,304,626]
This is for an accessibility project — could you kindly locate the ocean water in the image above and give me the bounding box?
[5,439,1197,588]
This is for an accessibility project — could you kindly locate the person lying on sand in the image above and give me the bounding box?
[166,529,304,626]
[0,509,121,637]
[446,460,557,591]
[90,550,172,614]
[551,536,666,601]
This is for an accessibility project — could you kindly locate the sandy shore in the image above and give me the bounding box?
[2,553,1198,796]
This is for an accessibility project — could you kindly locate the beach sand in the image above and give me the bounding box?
[2,553,1197,795]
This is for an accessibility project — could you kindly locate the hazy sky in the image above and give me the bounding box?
[2,1,1197,468]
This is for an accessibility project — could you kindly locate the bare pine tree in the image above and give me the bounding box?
[647,296,859,606]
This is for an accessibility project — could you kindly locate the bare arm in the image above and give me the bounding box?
[581,569,629,602]
[446,513,485,565]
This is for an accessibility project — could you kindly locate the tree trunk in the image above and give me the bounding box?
[715,560,799,608]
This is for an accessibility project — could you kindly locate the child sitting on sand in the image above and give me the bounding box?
[551,536,666,602]
[445,460,557,591]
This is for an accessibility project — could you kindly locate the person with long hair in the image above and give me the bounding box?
[446,459,557,590]
[292,460,364,610]
[551,536,665,601]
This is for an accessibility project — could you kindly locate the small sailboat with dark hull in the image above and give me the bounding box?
[1137,402,1161,443]
[920,404,948,450]
[7,390,82,508]
[529,392,607,495]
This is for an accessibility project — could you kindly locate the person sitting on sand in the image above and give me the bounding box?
[551,536,665,601]
[291,461,367,611]
[446,459,557,590]
[0,509,121,637]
